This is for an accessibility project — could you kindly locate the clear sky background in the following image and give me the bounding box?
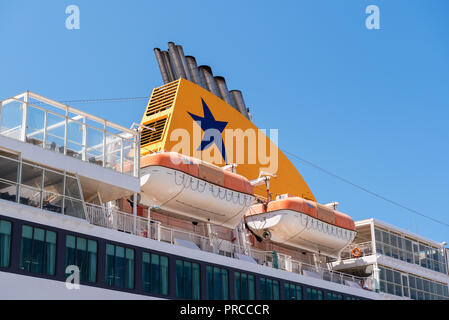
[1,1,448,244]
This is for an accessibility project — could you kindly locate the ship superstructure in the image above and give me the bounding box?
[331,219,449,299]
[0,43,447,300]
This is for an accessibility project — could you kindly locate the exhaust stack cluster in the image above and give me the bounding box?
[154,42,251,120]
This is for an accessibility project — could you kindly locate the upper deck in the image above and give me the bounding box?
[0,91,140,202]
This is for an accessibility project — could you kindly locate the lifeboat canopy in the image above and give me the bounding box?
[140,152,255,229]
[245,195,357,258]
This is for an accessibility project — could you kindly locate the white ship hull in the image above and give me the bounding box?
[0,271,158,300]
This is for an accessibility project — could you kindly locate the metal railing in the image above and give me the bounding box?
[85,203,160,238]
[0,91,140,177]
[82,203,375,292]
[263,250,375,290]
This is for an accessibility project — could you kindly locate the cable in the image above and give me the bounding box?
[31,96,150,105]
[60,97,150,104]
[284,150,449,229]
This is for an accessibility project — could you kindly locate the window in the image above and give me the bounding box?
[142,252,168,295]
[65,235,97,283]
[176,259,200,299]
[260,278,279,300]
[378,265,449,300]
[375,228,447,275]
[234,272,255,300]
[20,225,56,275]
[283,283,302,300]
[206,266,228,300]
[306,288,323,300]
[0,154,19,203]
[0,151,85,219]
[0,220,12,268]
[105,244,134,289]
[326,292,342,300]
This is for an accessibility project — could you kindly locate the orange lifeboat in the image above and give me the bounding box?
[244,196,357,258]
[140,152,255,229]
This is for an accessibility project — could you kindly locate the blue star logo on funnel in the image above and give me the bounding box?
[188,98,228,163]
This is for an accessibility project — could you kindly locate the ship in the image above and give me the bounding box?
[0,42,447,300]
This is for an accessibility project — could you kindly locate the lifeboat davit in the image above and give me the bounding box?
[140,152,255,229]
[245,196,357,258]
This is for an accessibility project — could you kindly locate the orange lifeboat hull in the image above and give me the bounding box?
[140,152,255,229]
[245,197,357,258]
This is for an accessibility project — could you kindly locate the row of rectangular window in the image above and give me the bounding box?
[65,235,97,283]
[0,155,85,219]
[284,283,302,300]
[234,271,255,300]
[0,219,364,300]
[105,244,135,289]
[378,265,449,300]
[327,292,343,300]
[142,252,168,295]
[260,278,280,300]
[206,266,228,300]
[375,228,447,274]
[20,225,56,275]
[176,259,201,299]
[306,288,323,300]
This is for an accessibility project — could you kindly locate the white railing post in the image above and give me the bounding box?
[82,117,87,161]
[132,193,137,235]
[64,106,68,155]
[370,219,377,255]
[42,110,48,149]
[120,137,124,173]
[103,122,106,167]
[135,138,140,178]
[21,92,29,142]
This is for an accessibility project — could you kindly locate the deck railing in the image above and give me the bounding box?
[340,241,374,260]
[0,91,140,177]
[82,203,375,292]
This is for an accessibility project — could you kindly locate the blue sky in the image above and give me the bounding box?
[1,0,448,244]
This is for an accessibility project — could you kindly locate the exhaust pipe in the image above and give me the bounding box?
[168,42,186,80]
[230,90,250,119]
[154,48,170,84]
[214,76,232,106]
[185,56,204,88]
[176,45,192,82]
[154,42,254,121]
[199,65,220,97]
[161,50,175,82]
